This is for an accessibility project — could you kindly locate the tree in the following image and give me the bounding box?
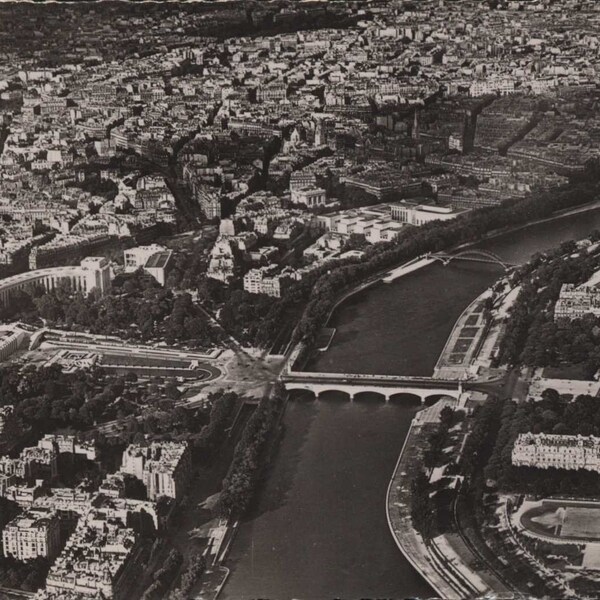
[552,422,568,434]
[411,472,435,539]
[165,380,181,400]
[440,406,455,428]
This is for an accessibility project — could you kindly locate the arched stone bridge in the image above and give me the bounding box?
[280,371,464,404]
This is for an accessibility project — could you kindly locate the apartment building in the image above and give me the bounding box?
[38,435,97,461]
[555,284,600,320]
[243,265,290,298]
[124,244,166,272]
[124,245,172,286]
[2,508,61,561]
[256,82,286,102]
[289,171,317,191]
[120,441,191,501]
[470,78,516,97]
[512,432,600,472]
[45,517,139,600]
[290,186,327,207]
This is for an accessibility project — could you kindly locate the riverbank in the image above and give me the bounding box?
[432,274,520,380]
[433,287,494,380]
[223,200,600,598]
[454,195,600,252]
[386,402,491,600]
[382,255,436,283]
[195,401,292,600]
[312,195,600,366]
[385,281,512,596]
[389,195,600,288]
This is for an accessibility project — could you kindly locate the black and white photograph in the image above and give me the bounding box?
[0,1,599,599]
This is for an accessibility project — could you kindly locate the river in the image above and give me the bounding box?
[222,207,600,600]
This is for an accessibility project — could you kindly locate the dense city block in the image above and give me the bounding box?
[2,1,600,599]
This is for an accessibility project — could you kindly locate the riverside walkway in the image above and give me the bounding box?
[386,404,495,600]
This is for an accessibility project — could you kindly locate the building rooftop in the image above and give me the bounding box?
[144,250,172,270]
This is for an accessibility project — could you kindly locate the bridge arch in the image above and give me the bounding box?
[353,390,387,403]
[429,249,513,270]
[454,249,511,268]
[389,392,423,406]
[318,389,352,402]
[286,387,319,401]
[285,384,319,398]
[424,393,457,406]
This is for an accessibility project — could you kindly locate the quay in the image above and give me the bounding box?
[386,277,518,599]
[386,406,493,600]
[382,255,435,283]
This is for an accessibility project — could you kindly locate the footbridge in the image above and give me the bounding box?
[280,371,464,404]
[427,250,515,270]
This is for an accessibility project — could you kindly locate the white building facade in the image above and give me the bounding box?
[0,257,111,308]
[555,284,600,321]
[2,508,61,561]
[512,432,600,472]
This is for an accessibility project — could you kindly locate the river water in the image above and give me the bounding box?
[223,207,600,600]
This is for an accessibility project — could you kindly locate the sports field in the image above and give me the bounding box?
[522,502,600,541]
[561,507,600,539]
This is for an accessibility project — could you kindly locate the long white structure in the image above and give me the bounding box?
[0,257,111,308]
[390,201,463,226]
[554,283,600,321]
[512,432,600,472]
[281,370,463,404]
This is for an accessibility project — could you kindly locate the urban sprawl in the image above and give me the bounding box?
[3,0,600,599]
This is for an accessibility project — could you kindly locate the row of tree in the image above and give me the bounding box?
[460,396,506,481]
[217,385,285,517]
[141,548,183,600]
[168,553,206,600]
[411,472,436,540]
[423,406,463,470]
[412,407,465,540]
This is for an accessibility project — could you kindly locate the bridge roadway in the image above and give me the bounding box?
[281,371,463,403]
